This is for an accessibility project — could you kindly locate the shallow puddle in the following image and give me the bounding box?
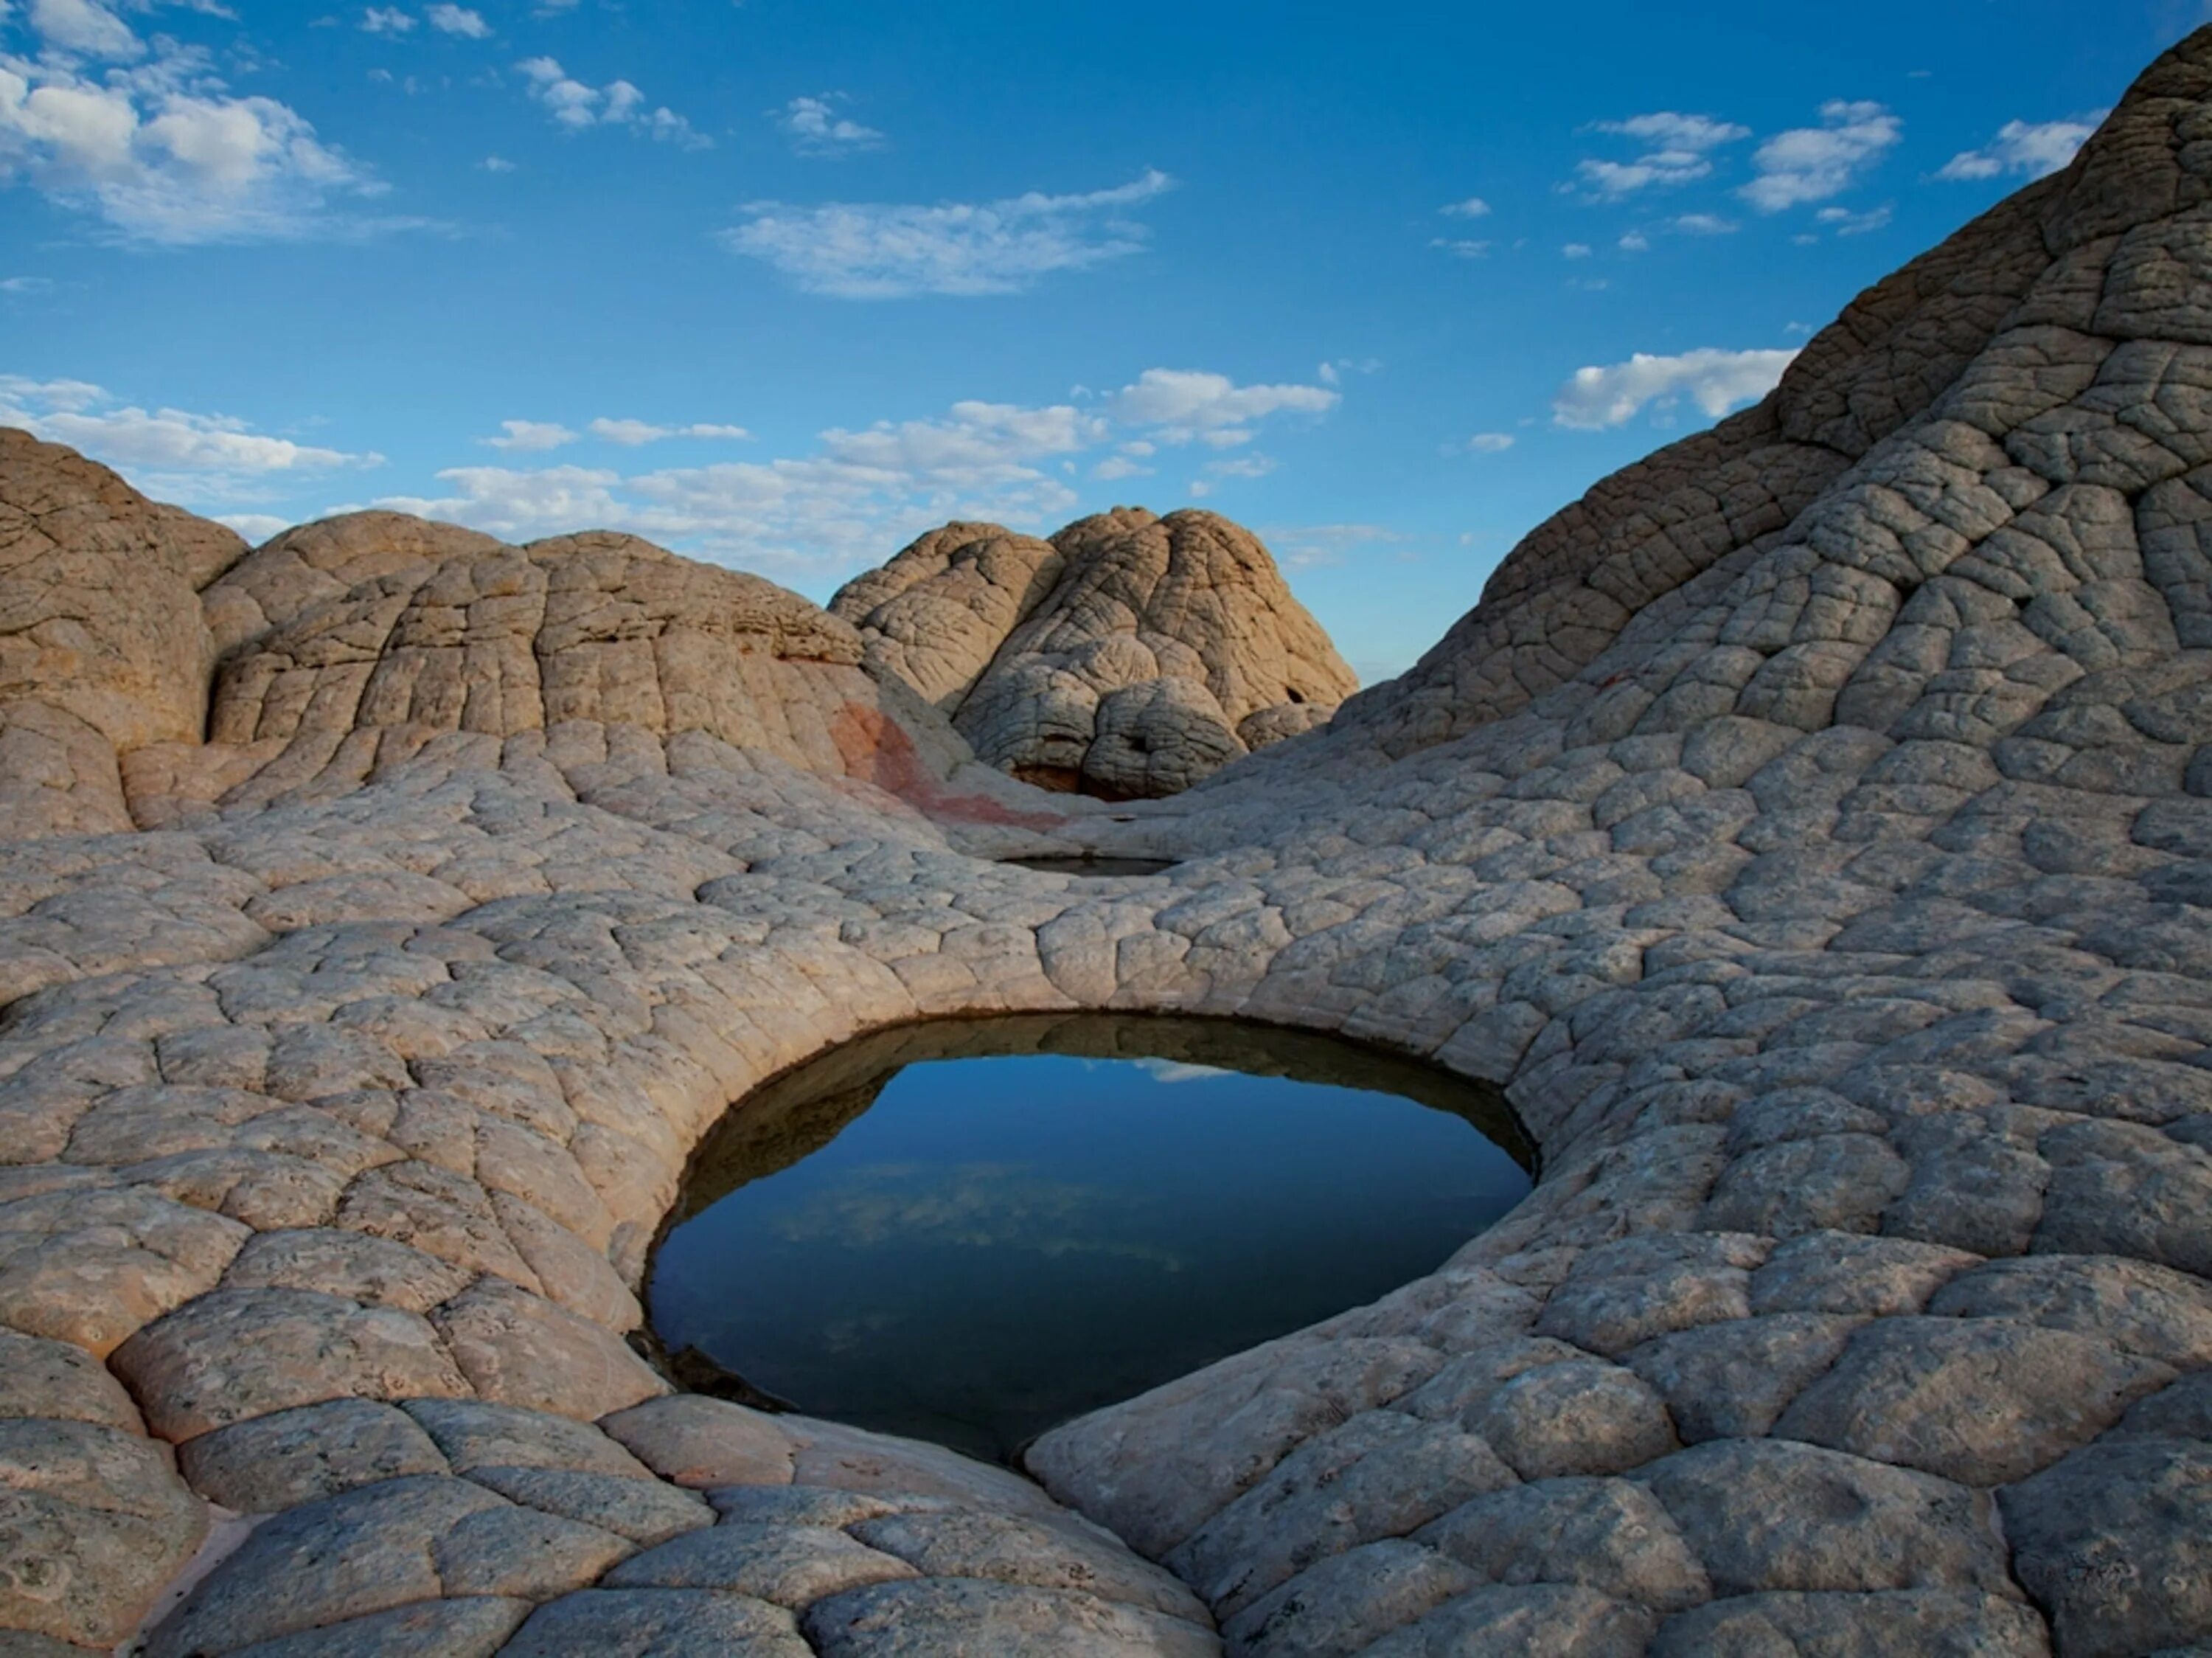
[650,1015,1533,1463]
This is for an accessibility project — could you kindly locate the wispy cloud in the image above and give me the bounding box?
[1460,432,1515,454]
[1815,204,1891,235]
[1575,110,1749,199]
[776,93,882,155]
[1440,195,1489,218]
[1551,346,1798,429]
[1937,113,2104,181]
[0,15,397,243]
[720,170,1173,298]
[360,7,415,33]
[516,56,707,148]
[589,417,751,445]
[1740,100,1899,212]
[1105,367,1337,448]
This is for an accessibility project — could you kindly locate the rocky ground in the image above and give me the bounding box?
[0,26,2210,1658]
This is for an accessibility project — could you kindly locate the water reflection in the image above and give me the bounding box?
[650,1014,1533,1462]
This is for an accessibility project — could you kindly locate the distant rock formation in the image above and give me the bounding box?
[832,507,1358,797]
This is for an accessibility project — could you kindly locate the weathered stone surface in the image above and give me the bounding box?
[221,1595,530,1658]
[1773,1315,2172,1486]
[0,1328,141,1431]
[1356,1584,1657,1657]
[426,1279,666,1421]
[597,1395,796,1488]
[1625,1312,1863,1442]
[460,1463,712,1545]
[1416,1477,1709,1614]
[146,1476,507,1657]
[1638,1440,2013,1597]
[2000,1437,2212,1658]
[501,1587,812,1657]
[0,1418,206,1648]
[601,1519,915,1606]
[1469,1359,1680,1480]
[804,1577,1221,1658]
[850,1507,1210,1623]
[177,1398,448,1511]
[1648,1589,2052,1656]
[111,1287,468,1440]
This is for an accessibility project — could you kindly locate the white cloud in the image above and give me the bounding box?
[1741,100,1900,212]
[0,375,380,502]
[1,274,53,291]
[1551,346,1798,429]
[425,3,487,36]
[29,0,142,58]
[1314,358,1377,387]
[1257,521,1405,570]
[1106,368,1337,446]
[483,418,577,451]
[588,417,750,445]
[777,93,881,155]
[1937,114,2104,181]
[1430,237,1489,259]
[723,170,1172,299]
[360,7,414,33]
[1816,204,1891,235]
[1666,212,1736,235]
[1576,110,1749,198]
[1562,242,1591,258]
[357,364,1333,577]
[1462,431,1514,454]
[1441,195,1489,218]
[215,510,291,541]
[1618,231,1649,252]
[0,31,391,242]
[479,153,512,172]
[516,56,706,148]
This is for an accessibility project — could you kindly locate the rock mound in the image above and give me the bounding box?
[0,429,247,835]
[834,507,1357,797]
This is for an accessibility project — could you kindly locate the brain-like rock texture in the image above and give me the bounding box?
[1,24,2212,1658]
[833,507,1359,797]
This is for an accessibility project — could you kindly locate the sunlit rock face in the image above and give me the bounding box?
[833,506,1360,797]
[0,25,2211,1658]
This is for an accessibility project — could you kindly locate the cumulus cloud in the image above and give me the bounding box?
[0,22,392,242]
[1551,346,1798,429]
[720,170,1172,298]
[1576,109,1749,198]
[1937,114,2104,181]
[777,93,881,155]
[0,375,380,502]
[1740,100,1900,212]
[1440,195,1489,218]
[360,7,414,33]
[1666,212,1736,235]
[516,56,706,148]
[1461,432,1514,454]
[1106,367,1338,448]
[588,417,751,445]
[425,4,488,37]
[483,418,576,451]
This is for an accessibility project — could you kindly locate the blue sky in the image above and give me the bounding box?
[1,0,2195,679]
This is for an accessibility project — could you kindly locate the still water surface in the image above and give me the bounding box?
[650,1016,1532,1462]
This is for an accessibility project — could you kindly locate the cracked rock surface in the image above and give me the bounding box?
[1,30,2211,1657]
[832,507,1359,798]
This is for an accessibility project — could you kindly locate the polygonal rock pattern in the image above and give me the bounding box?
[0,27,2208,1658]
[833,507,1359,797]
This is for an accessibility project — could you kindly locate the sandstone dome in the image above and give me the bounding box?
[833,506,1360,797]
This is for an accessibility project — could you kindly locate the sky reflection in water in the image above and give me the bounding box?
[651,1038,1530,1462]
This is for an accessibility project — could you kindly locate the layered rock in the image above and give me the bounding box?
[0,24,2210,1658]
[834,507,1357,797]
